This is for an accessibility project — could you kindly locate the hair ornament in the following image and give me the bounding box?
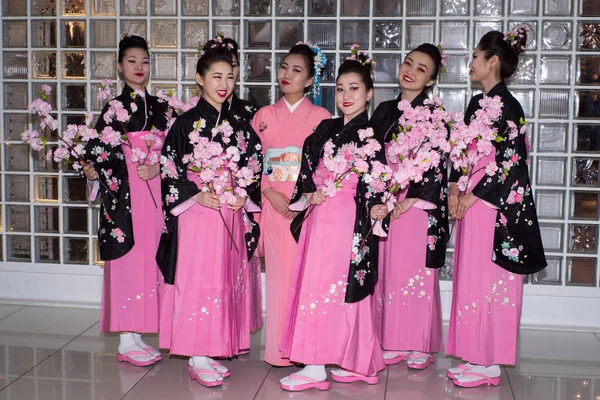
[347,44,376,75]
[296,41,327,96]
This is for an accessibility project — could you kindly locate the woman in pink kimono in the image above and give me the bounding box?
[370,44,448,370]
[446,29,546,388]
[279,52,389,392]
[252,43,330,367]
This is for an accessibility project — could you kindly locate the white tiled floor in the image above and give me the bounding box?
[1,305,600,399]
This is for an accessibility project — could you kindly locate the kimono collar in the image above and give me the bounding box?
[121,83,149,99]
[485,80,508,97]
[228,93,239,111]
[396,90,430,108]
[284,96,305,113]
[342,110,369,130]
[196,96,231,124]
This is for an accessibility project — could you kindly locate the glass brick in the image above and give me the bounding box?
[512,89,535,118]
[93,238,103,266]
[182,53,198,80]
[151,53,177,80]
[62,84,86,110]
[508,21,537,50]
[577,56,600,85]
[373,54,400,84]
[64,207,88,234]
[475,0,503,15]
[91,83,114,111]
[407,0,435,16]
[581,0,600,16]
[62,0,85,15]
[7,235,31,262]
[4,0,27,15]
[540,223,563,251]
[246,21,272,49]
[4,114,29,141]
[62,52,86,79]
[6,175,30,202]
[246,0,271,15]
[373,87,400,109]
[214,0,240,16]
[440,55,469,84]
[510,0,537,15]
[341,21,369,49]
[31,0,57,16]
[151,0,177,15]
[244,53,271,82]
[309,0,335,16]
[536,156,566,186]
[407,21,435,50]
[33,146,59,172]
[182,85,200,104]
[122,0,146,15]
[542,21,572,50]
[341,0,368,15]
[151,20,178,48]
[64,237,89,264]
[62,21,85,47]
[244,86,272,108]
[441,0,468,15]
[36,237,60,263]
[535,189,565,219]
[3,21,27,48]
[63,176,87,203]
[539,90,570,119]
[277,0,304,16]
[321,53,336,82]
[440,21,469,50]
[572,158,599,186]
[538,123,567,152]
[92,20,117,48]
[150,84,177,98]
[32,20,57,47]
[308,21,336,50]
[439,88,467,113]
[92,0,116,15]
[7,205,30,232]
[373,21,402,49]
[34,176,59,203]
[277,21,303,49]
[35,206,59,232]
[91,52,116,80]
[579,23,600,51]
[575,124,600,152]
[6,145,30,172]
[577,91,600,120]
[440,252,454,281]
[182,0,209,15]
[182,20,208,49]
[121,20,147,38]
[474,21,502,46]
[533,256,562,284]
[569,224,598,253]
[544,0,572,15]
[213,21,240,43]
[32,83,57,111]
[540,56,571,84]
[320,86,336,115]
[512,55,536,84]
[571,191,599,220]
[4,83,29,110]
[32,52,57,79]
[3,52,28,79]
[374,0,401,15]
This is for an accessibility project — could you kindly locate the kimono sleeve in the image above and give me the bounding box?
[159,117,200,215]
[251,109,271,191]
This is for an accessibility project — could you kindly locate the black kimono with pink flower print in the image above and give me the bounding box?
[85,84,173,261]
[370,91,450,269]
[449,80,547,275]
[290,111,389,304]
[155,97,263,284]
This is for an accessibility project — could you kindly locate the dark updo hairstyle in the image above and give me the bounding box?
[196,46,233,77]
[336,56,374,93]
[284,44,316,93]
[118,35,149,63]
[477,30,526,79]
[202,38,240,62]
[408,43,442,91]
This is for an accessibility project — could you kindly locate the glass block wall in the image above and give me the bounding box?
[0,0,599,288]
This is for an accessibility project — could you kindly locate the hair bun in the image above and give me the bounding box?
[504,26,528,56]
[347,44,376,74]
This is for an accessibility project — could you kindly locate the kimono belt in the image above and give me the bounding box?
[264,146,302,182]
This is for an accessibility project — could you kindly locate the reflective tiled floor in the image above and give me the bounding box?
[0,304,599,399]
